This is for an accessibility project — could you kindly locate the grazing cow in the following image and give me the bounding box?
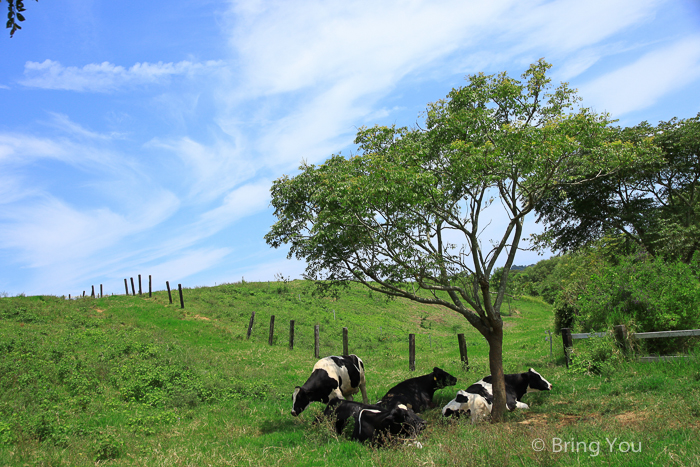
[377,367,457,413]
[291,354,368,417]
[441,390,492,422]
[465,368,552,411]
[323,399,426,438]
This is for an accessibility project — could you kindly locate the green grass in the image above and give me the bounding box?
[1,280,699,466]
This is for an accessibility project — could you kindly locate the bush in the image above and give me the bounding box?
[568,334,622,376]
[576,250,700,353]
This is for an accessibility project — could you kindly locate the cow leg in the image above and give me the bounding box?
[359,381,369,404]
[506,392,518,411]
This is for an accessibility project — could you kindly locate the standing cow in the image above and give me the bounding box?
[291,354,368,417]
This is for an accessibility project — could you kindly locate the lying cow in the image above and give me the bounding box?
[323,399,426,438]
[352,404,424,444]
[291,354,368,417]
[377,367,457,413]
[441,390,492,422]
[465,368,552,411]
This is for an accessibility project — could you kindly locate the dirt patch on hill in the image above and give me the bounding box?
[192,314,211,321]
[516,412,604,428]
[517,412,550,427]
[614,411,648,426]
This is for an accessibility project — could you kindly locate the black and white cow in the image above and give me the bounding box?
[291,354,368,417]
[465,368,552,411]
[351,404,423,444]
[441,390,492,422]
[377,367,457,413]
[323,399,426,438]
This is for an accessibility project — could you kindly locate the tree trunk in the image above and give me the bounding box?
[486,327,507,422]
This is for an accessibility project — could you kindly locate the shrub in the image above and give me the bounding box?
[568,334,622,376]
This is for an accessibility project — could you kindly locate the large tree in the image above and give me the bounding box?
[265,60,635,421]
[534,115,697,262]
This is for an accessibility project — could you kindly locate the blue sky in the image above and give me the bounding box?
[1,0,699,297]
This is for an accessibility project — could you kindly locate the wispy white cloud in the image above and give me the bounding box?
[136,248,233,287]
[220,0,668,170]
[20,59,226,92]
[579,35,700,116]
[0,190,178,268]
[147,136,255,203]
[45,112,127,140]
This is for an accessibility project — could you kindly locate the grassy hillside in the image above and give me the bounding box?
[1,280,699,466]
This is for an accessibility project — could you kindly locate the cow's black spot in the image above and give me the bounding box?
[330,356,346,368]
[345,355,361,388]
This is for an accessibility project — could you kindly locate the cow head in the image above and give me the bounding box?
[527,368,553,392]
[392,403,427,436]
[432,367,458,389]
[291,386,308,416]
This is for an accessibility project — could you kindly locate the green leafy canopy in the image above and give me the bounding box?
[266,60,641,325]
[265,60,651,419]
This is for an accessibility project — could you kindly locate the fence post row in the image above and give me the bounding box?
[314,325,320,359]
[178,284,185,309]
[289,320,295,350]
[457,333,468,367]
[343,327,349,356]
[614,325,628,351]
[561,328,573,369]
[268,315,275,345]
[247,311,255,339]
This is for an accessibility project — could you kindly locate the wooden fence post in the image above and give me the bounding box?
[178,284,184,309]
[124,279,129,295]
[138,274,142,295]
[91,285,95,298]
[343,327,349,355]
[561,328,573,368]
[130,277,136,296]
[409,333,416,371]
[614,325,628,351]
[166,281,173,304]
[100,284,103,298]
[314,325,320,359]
[457,333,468,367]
[268,315,275,345]
[149,275,152,298]
[247,311,255,339]
[289,320,295,350]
